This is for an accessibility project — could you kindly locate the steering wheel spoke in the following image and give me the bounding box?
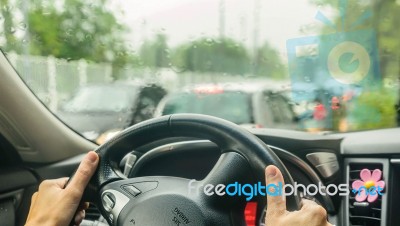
[202,152,254,186]
[198,152,254,207]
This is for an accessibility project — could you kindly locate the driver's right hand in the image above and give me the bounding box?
[265,165,334,226]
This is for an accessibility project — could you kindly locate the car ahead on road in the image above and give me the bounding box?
[155,83,299,129]
[58,83,166,143]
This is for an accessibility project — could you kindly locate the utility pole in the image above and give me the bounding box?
[240,15,246,42]
[22,0,31,85]
[22,0,30,55]
[141,19,147,42]
[252,0,261,75]
[219,0,225,38]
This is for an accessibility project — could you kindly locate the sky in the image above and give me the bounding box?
[109,0,336,61]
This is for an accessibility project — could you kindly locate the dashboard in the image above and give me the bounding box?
[121,135,340,225]
[115,127,400,226]
[125,140,337,225]
[32,127,400,226]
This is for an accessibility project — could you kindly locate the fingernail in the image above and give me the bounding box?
[266,166,277,178]
[86,151,98,163]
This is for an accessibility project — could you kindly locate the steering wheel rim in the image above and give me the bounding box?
[84,114,301,225]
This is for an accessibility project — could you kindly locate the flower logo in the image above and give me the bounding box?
[352,169,385,203]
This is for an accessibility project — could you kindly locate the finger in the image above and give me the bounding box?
[26,192,38,221]
[53,177,69,188]
[77,202,90,211]
[265,165,287,216]
[301,199,320,209]
[301,199,328,212]
[74,209,85,225]
[300,199,328,223]
[67,151,99,195]
[38,178,68,192]
[31,192,38,206]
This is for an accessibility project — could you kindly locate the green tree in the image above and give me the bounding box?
[139,34,170,68]
[348,89,396,130]
[310,0,400,81]
[172,38,250,75]
[0,0,20,52]
[1,0,129,67]
[254,42,287,79]
[27,2,63,57]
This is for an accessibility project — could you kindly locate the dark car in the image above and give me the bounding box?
[155,83,298,129]
[58,83,166,142]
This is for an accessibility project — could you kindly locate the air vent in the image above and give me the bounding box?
[348,163,382,226]
[85,203,101,220]
[344,159,389,226]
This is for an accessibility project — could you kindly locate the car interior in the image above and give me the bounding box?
[1,0,400,226]
[1,51,400,226]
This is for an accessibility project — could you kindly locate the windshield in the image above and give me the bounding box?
[63,86,136,112]
[1,0,399,143]
[162,92,252,124]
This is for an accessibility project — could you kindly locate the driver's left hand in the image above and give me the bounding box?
[25,151,99,226]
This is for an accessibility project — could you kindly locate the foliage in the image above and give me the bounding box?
[310,0,400,80]
[139,34,170,68]
[348,89,396,131]
[171,37,250,75]
[310,0,400,129]
[0,0,287,78]
[0,0,20,52]
[1,0,129,67]
[254,42,287,79]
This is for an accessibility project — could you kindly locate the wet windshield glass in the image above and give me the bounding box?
[162,91,252,124]
[1,0,399,143]
[63,86,136,112]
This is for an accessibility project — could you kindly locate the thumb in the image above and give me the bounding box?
[265,165,287,216]
[66,151,99,195]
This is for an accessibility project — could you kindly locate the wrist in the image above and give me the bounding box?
[25,218,57,226]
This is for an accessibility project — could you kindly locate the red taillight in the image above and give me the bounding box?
[331,96,340,110]
[193,86,224,94]
[244,202,257,226]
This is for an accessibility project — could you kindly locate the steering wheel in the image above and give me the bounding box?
[79,114,301,225]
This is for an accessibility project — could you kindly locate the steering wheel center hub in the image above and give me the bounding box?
[100,177,208,225]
